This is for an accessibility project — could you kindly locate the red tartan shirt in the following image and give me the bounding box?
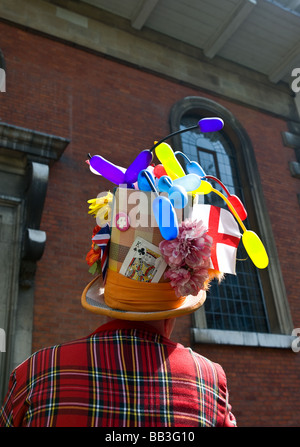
[0,319,236,427]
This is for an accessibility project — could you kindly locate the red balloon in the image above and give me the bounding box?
[153,164,167,179]
[228,195,247,221]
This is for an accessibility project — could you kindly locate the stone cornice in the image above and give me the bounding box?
[0,122,70,164]
[0,0,298,121]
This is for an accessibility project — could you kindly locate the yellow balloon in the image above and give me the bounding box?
[192,180,212,195]
[242,230,269,269]
[155,143,186,179]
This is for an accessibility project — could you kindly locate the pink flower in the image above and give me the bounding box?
[164,268,191,297]
[164,261,210,297]
[159,218,213,297]
[159,219,212,269]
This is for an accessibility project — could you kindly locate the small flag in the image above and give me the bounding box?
[92,224,111,282]
[192,204,241,274]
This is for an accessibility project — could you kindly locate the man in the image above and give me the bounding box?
[0,185,237,427]
[0,315,235,427]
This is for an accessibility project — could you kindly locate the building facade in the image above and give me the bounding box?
[0,0,300,427]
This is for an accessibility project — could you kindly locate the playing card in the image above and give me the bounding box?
[119,237,167,283]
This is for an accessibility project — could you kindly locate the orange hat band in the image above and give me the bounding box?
[104,268,187,312]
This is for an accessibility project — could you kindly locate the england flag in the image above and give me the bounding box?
[191,204,241,274]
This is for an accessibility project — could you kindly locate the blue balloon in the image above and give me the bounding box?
[138,169,155,191]
[173,173,201,191]
[152,195,178,240]
[168,185,188,209]
[175,151,206,178]
[186,161,206,178]
[157,175,173,192]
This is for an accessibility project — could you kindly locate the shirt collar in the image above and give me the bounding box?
[90,319,167,338]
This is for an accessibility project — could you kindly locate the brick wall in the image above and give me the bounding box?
[1,20,299,427]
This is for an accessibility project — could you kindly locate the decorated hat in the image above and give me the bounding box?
[81,118,269,321]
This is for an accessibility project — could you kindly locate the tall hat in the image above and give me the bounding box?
[81,118,269,321]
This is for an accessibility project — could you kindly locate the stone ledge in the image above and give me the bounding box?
[287,121,300,135]
[282,131,300,150]
[289,161,300,178]
[0,122,70,164]
[192,328,295,349]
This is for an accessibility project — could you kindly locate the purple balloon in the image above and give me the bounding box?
[199,117,224,132]
[89,155,125,185]
[124,150,153,184]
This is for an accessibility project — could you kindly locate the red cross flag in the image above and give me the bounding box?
[191,204,241,274]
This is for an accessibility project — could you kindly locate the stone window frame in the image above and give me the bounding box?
[0,48,5,93]
[169,96,294,348]
[0,122,69,401]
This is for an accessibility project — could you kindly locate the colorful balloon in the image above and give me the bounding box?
[155,143,185,179]
[157,176,188,208]
[210,187,269,269]
[124,150,153,184]
[173,173,201,191]
[191,180,213,195]
[86,159,101,176]
[186,161,206,178]
[227,195,247,221]
[242,231,269,269]
[168,185,188,209]
[152,195,179,240]
[198,117,224,132]
[153,164,167,179]
[157,175,173,192]
[212,187,247,234]
[89,155,125,185]
[158,172,201,193]
[175,151,206,178]
[138,169,156,191]
[139,170,178,239]
[205,175,247,221]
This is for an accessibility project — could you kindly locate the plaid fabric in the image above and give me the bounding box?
[0,320,236,427]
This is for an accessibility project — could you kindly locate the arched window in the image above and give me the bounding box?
[180,114,269,333]
[169,97,293,344]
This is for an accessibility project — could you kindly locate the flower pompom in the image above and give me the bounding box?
[159,218,212,268]
[159,219,213,297]
[87,192,113,225]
